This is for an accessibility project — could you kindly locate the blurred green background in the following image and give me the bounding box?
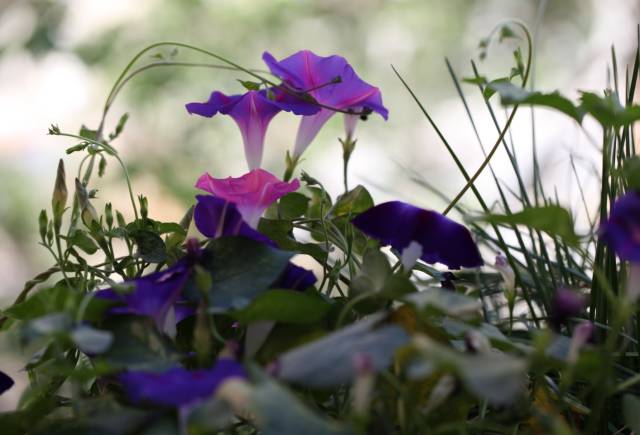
[0,0,638,409]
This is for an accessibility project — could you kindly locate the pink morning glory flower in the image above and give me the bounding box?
[186,89,319,169]
[263,50,388,159]
[195,168,300,228]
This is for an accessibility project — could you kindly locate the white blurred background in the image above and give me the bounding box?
[0,0,638,410]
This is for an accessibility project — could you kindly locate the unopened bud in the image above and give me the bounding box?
[465,330,491,354]
[51,159,68,217]
[494,254,515,295]
[138,195,149,220]
[568,321,594,364]
[185,237,202,262]
[75,178,99,228]
[38,209,48,242]
[351,353,375,416]
[104,203,113,228]
[550,288,585,330]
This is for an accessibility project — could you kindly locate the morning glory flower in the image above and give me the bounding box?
[119,358,246,408]
[95,259,194,334]
[549,288,585,329]
[351,201,483,269]
[263,50,388,159]
[274,263,317,291]
[186,89,319,170]
[193,194,275,246]
[0,370,13,396]
[600,192,640,262]
[195,169,300,228]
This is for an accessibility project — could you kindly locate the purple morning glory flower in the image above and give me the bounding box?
[274,263,317,291]
[550,288,585,329]
[0,370,14,396]
[193,194,275,246]
[119,358,246,408]
[95,260,193,332]
[351,201,483,269]
[186,89,319,170]
[600,192,640,262]
[263,50,388,158]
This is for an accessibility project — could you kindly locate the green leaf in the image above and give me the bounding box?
[155,221,186,236]
[109,112,129,140]
[624,394,640,433]
[277,313,409,387]
[129,229,167,263]
[250,375,353,435]
[620,156,640,191]
[483,205,579,246]
[487,81,584,123]
[349,249,391,295]
[79,125,98,141]
[482,77,509,100]
[279,192,310,220]
[199,237,293,310]
[233,290,331,324]
[579,91,640,127]
[71,325,113,355]
[332,185,374,217]
[67,229,99,254]
[405,287,481,318]
[238,79,262,91]
[4,285,80,321]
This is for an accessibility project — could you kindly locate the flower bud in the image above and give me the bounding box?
[75,178,99,228]
[351,353,375,416]
[550,288,585,329]
[51,159,67,216]
[38,209,48,242]
[494,253,515,294]
[568,321,594,364]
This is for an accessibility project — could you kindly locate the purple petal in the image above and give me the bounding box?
[186,91,240,118]
[293,109,334,158]
[550,288,585,329]
[273,263,317,291]
[270,87,321,116]
[0,370,14,396]
[194,195,275,247]
[263,50,388,119]
[95,261,191,329]
[600,192,640,261]
[351,201,483,269]
[120,358,246,408]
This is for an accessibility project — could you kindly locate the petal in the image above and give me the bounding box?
[351,201,483,269]
[193,195,275,246]
[225,91,281,170]
[95,261,191,329]
[273,263,317,291]
[195,169,300,228]
[120,359,246,408]
[186,91,239,118]
[270,87,321,116]
[0,370,14,396]
[293,109,335,158]
[600,192,640,261]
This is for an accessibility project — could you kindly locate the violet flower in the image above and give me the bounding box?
[600,192,640,262]
[196,169,300,228]
[263,50,388,158]
[351,201,483,269]
[274,263,317,291]
[95,259,195,333]
[550,288,585,329]
[186,89,319,169]
[193,194,275,246]
[120,358,246,408]
[0,370,13,396]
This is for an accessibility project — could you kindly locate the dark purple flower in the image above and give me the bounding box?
[273,263,317,291]
[263,50,388,158]
[119,358,246,408]
[600,192,640,262]
[550,288,585,329]
[186,89,319,169]
[95,260,193,331]
[0,370,14,396]
[351,201,483,269]
[193,195,275,246]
